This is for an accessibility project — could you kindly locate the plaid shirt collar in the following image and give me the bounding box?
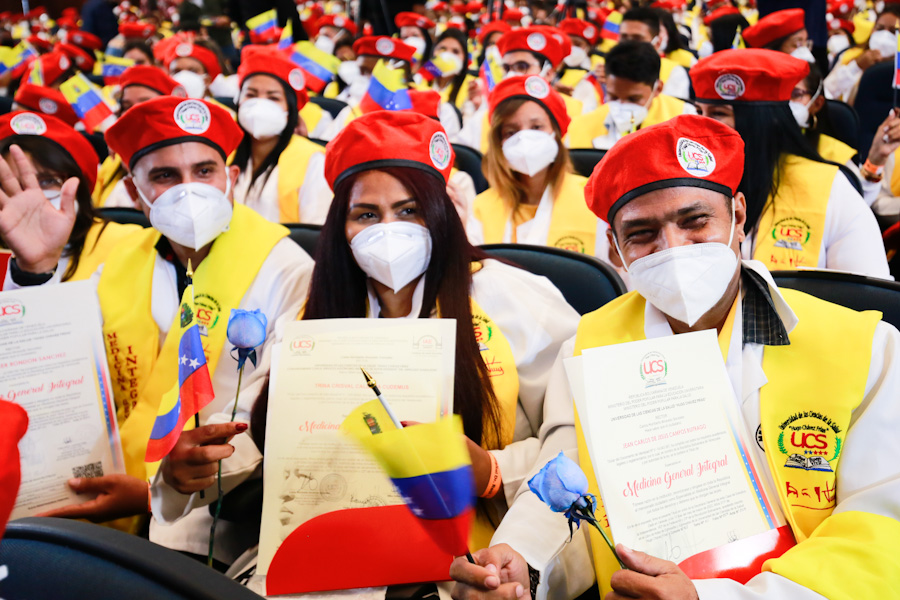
[742,267,790,347]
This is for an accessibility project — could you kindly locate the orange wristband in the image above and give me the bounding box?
[481,451,502,499]
[147,481,153,514]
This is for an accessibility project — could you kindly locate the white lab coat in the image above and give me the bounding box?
[233,155,332,225]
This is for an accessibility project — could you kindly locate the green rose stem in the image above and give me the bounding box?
[578,501,627,570]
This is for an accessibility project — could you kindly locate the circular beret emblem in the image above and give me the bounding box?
[173,99,211,135]
[524,75,550,99]
[288,68,306,91]
[584,25,596,39]
[375,38,395,56]
[334,16,345,27]
[714,73,745,100]
[38,98,58,114]
[527,32,547,51]
[175,43,193,57]
[10,113,47,135]
[429,131,451,171]
[676,137,717,178]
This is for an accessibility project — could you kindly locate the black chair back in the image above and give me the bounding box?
[83,131,109,162]
[854,61,894,162]
[481,243,626,315]
[771,269,900,331]
[452,144,489,194]
[308,137,328,147]
[0,517,263,600]
[213,96,237,111]
[309,96,349,119]
[821,99,860,154]
[568,149,607,178]
[0,95,13,116]
[98,207,151,227]
[286,223,321,257]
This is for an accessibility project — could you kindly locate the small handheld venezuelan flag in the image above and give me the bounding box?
[59,72,115,131]
[27,60,43,86]
[247,9,278,40]
[479,44,504,93]
[278,21,294,51]
[601,12,623,42]
[287,41,341,93]
[95,54,135,84]
[145,265,216,462]
[894,31,900,106]
[360,59,412,113]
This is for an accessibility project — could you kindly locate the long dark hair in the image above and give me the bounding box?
[434,28,470,106]
[730,102,859,232]
[654,7,691,54]
[231,74,299,187]
[710,14,750,53]
[252,166,504,449]
[0,135,104,281]
[799,64,834,151]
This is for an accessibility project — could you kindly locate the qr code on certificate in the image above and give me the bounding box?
[72,461,104,479]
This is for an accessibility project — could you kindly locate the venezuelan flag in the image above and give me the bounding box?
[894,32,900,89]
[479,45,504,93]
[145,283,216,462]
[287,41,340,93]
[360,60,413,113]
[278,21,294,51]
[342,404,474,556]
[601,12,623,42]
[732,27,745,50]
[59,73,115,131]
[418,53,460,83]
[95,55,135,84]
[247,9,278,39]
[27,60,43,86]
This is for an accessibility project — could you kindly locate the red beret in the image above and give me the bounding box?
[433,2,449,12]
[26,51,72,86]
[58,42,95,72]
[585,114,744,225]
[164,43,222,79]
[703,6,741,26]
[742,8,805,48]
[408,89,442,119]
[827,0,854,16]
[13,84,81,128]
[0,111,100,189]
[828,17,855,35]
[324,111,454,190]
[478,21,511,44]
[503,8,524,22]
[488,75,571,136]
[691,48,809,103]
[238,46,310,107]
[451,3,469,15]
[465,1,484,14]
[395,12,435,30]
[62,7,79,19]
[0,400,27,544]
[106,97,243,170]
[352,36,416,62]
[559,18,600,45]
[248,26,283,45]
[316,14,358,36]
[119,21,157,38]
[56,16,78,29]
[26,35,52,52]
[153,32,189,63]
[67,29,103,52]
[0,12,12,21]
[119,65,186,96]
[498,26,569,68]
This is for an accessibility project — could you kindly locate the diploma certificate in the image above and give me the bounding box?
[0,281,124,518]
[571,330,782,562]
[258,318,456,583]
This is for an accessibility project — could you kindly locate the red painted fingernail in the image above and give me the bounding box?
[235,423,248,432]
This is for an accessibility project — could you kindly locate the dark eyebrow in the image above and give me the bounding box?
[146,160,218,177]
[620,201,709,230]
[349,198,416,210]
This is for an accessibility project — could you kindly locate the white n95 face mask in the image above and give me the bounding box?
[827,34,851,55]
[404,36,428,62]
[137,180,233,251]
[615,201,738,327]
[350,222,433,293]
[606,100,649,135]
[790,45,816,63]
[238,97,289,139]
[789,82,821,129]
[171,70,208,99]
[314,35,336,55]
[502,129,559,176]
[869,29,897,58]
[564,46,588,68]
[434,51,463,76]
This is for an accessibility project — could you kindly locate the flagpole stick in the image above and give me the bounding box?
[360,368,476,564]
[188,259,205,500]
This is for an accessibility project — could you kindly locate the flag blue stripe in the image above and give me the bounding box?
[291,52,334,84]
[390,465,474,520]
[253,17,278,35]
[178,324,208,383]
[71,91,102,117]
[367,77,412,111]
[149,397,181,439]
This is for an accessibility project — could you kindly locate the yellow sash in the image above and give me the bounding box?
[839,46,864,66]
[92,154,124,207]
[299,102,325,136]
[473,172,596,254]
[890,148,900,198]
[567,94,686,148]
[816,134,856,166]
[70,221,143,281]
[753,154,834,271]
[666,48,696,69]
[659,56,678,85]
[562,93,583,120]
[433,73,475,109]
[573,286,891,597]
[97,204,288,482]
[276,135,324,223]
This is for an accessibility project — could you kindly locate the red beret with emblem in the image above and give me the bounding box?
[58,42,95,72]
[585,114,745,225]
[67,29,103,52]
[119,22,157,38]
[13,84,81,128]
[316,14,358,37]
[23,51,72,86]
[0,111,100,189]
[478,20,511,44]
[690,48,809,103]
[503,8,524,22]
[488,75,571,136]
[26,35,52,52]
[828,17,855,35]
[56,15,78,29]
[497,26,569,68]
[164,43,222,79]
[352,36,416,62]
[106,97,243,170]
[742,8,805,48]
[324,110,454,190]
[238,46,309,107]
[703,6,741,26]
[828,0,854,16]
[559,18,600,45]
[119,65,186,96]
[395,12,435,30]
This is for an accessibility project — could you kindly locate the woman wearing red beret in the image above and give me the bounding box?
[691,49,889,277]
[473,76,613,262]
[156,110,580,572]
[0,112,141,289]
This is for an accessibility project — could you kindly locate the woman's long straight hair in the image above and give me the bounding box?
[434,28,471,107]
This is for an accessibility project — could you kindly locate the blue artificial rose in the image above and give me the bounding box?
[528,452,589,513]
[227,309,268,349]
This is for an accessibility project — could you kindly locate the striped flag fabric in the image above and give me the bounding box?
[278,21,294,51]
[360,59,412,113]
[247,9,278,39]
[95,54,135,84]
[894,32,900,89]
[286,41,341,93]
[601,12,623,41]
[59,72,115,131]
[479,44,504,92]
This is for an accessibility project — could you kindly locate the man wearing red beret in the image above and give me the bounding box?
[557,18,604,114]
[0,97,313,563]
[451,114,900,600]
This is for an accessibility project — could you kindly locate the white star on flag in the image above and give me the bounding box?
[180,355,189,365]
[188,358,201,369]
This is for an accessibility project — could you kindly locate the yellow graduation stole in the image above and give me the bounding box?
[97,204,288,482]
[659,56,679,85]
[816,134,856,167]
[92,154,124,207]
[561,93,583,120]
[573,287,896,599]
[753,154,834,271]
[69,221,143,281]
[275,135,324,223]
[567,94,686,148]
[473,172,596,254]
[666,48,696,69]
[299,102,325,135]
[890,147,900,198]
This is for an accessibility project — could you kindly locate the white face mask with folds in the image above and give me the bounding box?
[350,221,433,293]
[432,51,463,77]
[605,99,650,135]
[136,179,233,250]
[238,97,288,139]
[614,199,739,327]
[314,35,336,55]
[564,45,588,68]
[171,70,208,99]
[869,29,897,58]
[790,45,816,63]
[403,35,427,63]
[788,83,822,129]
[827,34,851,55]
[502,129,559,176]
